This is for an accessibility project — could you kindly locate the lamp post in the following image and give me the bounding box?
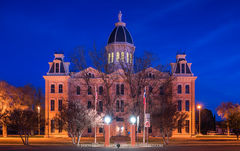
[37,106,40,135]
[197,105,201,135]
[130,116,136,146]
[104,116,111,147]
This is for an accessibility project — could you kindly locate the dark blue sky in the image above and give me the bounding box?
[0,0,240,118]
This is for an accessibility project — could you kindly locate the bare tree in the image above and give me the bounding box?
[152,79,188,145]
[55,100,104,145]
[9,109,38,145]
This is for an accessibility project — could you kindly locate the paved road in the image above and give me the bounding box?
[1,145,240,151]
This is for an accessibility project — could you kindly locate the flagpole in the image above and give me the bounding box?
[143,86,146,144]
[94,86,97,144]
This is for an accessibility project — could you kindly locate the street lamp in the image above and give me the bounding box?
[130,116,136,125]
[104,116,111,124]
[37,106,40,135]
[197,105,201,135]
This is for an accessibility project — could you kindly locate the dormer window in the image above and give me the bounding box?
[87,73,95,78]
[56,63,60,73]
[182,64,185,73]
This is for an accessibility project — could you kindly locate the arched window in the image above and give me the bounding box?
[121,100,124,112]
[182,64,185,73]
[116,84,120,95]
[87,101,91,109]
[185,85,190,94]
[116,100,119,112]
[88,86,92,95]
[177,85,182,94]
[111,52,114,63]
[126,52,129,63]
[121,84,124,95]
[108,53,111,64]
[178,100,182,111]
[121,52,124,62]
[59,84,63,93]
[99,86,103,95]
[56,63,59,73]
[51,84,55,93]
[99,101,103,112]
[76,86,80,95]
[116,52,120,62]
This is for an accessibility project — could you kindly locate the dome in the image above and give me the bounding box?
[107,25,133,44]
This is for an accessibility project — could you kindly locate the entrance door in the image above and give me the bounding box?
[116,125,124,136]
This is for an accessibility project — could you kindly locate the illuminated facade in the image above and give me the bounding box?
[44,12,197,138]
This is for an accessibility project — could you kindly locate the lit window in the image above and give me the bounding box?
[108,53,110,64]
[177,85,182,94]
[185,85,190,94]
[111,52,114,63]
[116,52,120,62]
[59,84,63,93]
[126,52,129,63]
[121,52,124,62]
[51,84,55,93]
[56,63,59,73]
[130,54,132,63]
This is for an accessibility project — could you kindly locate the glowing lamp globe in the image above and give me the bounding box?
[130,116,136,124]
[104,116,111,124]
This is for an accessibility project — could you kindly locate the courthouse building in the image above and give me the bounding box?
[43,12,197,138]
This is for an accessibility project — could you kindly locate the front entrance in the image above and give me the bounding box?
[116,125,124,136]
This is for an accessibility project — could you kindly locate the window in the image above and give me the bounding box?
[51,120,55,133]
[59,84,63,93]
[185,120,189,133]
[87,101,92,109]
[177,85,182,94]
[126,52,129,63]
[88,127,92,133]
[116,52,120,62]
[121,84,124,95]
[138,87,141,95]
[121,52,124,62]
[130,54,132,64]
[88,73,94,78]
[116,100,119,112]
[178,120,182,133]
[121,100,124,112]
[185,85,190,94]
[88,86,92,95]
[76,86,80,95]
[182,64,185,73]
[149,126,152,133]
[177,100,182,111]
[99,86,103,95]
[51,84,55,93]
[99,127,103,133]
[159,86,164,95]
[58,99,62,111]
[51,100,55,111]
[116,84,120,95]
[111,52,114,63]
[149,86,153,93]
[116,116,124,122]
[99,101,103,112]
[108,53,110,64]
[185,100,189,111]
[56,63,59,73]
[58,120,62,133]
